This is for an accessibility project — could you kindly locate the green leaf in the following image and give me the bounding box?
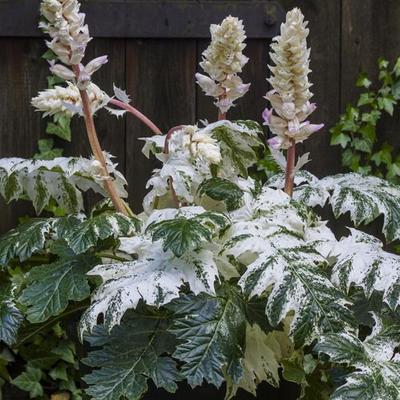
[0,219,52,266]
[83,308,180,400]
[147,212,229,258]
[49,363,69,382]
[330,131,351,148]
[46,121,71,142]
[169,289,246,388]
[198,177,244,211]
[356,72,372,88]
[315,319,400,400]
[0,285,23,346]
[57,212,138,255]
[12,366,43,398]
[19,254,98,323]
[357,92,375,106]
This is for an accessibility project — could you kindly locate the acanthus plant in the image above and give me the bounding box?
[0,2,399,399]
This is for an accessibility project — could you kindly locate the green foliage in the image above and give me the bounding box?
[0,285,23,346]
[147,211,229,257]
[169,289,246,388]
[331,57,400,182]
[197,177,244,211]
[19,254,98,323]
[83,307,181,400]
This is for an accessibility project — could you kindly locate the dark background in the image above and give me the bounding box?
[1,0,400,398]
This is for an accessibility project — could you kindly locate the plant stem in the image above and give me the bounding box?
[284,140,296,197]
[218,110,227,120]
[72,67,129,215]
[109,98,162,135]
[96,252,130,262]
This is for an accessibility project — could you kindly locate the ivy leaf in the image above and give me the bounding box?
[198,177,244,211]
[332,229,400,310]
[19,254,98,323]
[169,289,246,388]
[356,72,372,89]
[321,173,400,242]
[12,365,43,398]
[57,212,138,255]
[80,238,219,333]
[83,308,180,400]
[0,219,53,267]
[315,318,400,400]
[147,212,229,258]
[0,156,127,214]
[0,285,23,346]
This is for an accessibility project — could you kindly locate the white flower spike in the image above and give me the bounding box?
[263,8,323,150]
[196,16,250,117]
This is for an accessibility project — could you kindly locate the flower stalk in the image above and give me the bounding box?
[109,98,162,135]
[72,66,129,216]
[263,8,324,197]
[284,141,296,196]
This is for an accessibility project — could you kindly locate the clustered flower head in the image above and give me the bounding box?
[263,8,323,150]
[196,16,250,115]
[176,126,221,165]
[40,0,107,89]
[31,82,109,117]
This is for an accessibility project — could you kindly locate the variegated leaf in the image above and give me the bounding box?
[315,317,400,400]
[322,173,400,242]
[0,155,127,213]
[80,238,219,333]
[331,228,400,310]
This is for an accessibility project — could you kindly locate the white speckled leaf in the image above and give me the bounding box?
[331,228,400,310]
[80,238,219,334]
[268,171,329,208]
[316,317,400,400]
[0,155,127,213]
[321,173,400,242]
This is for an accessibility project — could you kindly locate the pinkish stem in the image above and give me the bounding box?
[109,98,162,135]
[284,140,296,197]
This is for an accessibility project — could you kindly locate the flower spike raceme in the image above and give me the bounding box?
[263,8,324,196]
[39,0,128,214]
[38,0,162,215]
[196,16,250,120]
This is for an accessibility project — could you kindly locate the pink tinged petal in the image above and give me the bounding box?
[77,64,91,89]
[49,64,75,81]
[306,123,324,134]
[85,55,109,75]
[267,136,283,150]
[262,108,273,125]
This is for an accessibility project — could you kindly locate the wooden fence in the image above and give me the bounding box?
[1,0,400,235]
